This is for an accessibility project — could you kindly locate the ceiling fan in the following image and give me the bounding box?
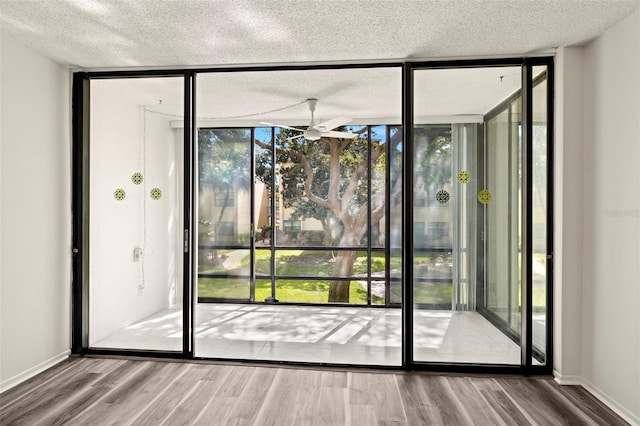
[261,98,357,141]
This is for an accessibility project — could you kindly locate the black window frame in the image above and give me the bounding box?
[71,58,553,376]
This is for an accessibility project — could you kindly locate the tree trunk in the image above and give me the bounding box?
[216,186,230,225]
[328,231,358,303]
[321,219,333,246]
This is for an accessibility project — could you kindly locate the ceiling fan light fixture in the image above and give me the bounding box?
[266,98,356,141]
[306,98,319,111]
[305,129,322,140]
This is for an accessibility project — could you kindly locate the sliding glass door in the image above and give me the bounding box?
[410,66,523,365]
[477,65,551,367]
[409,62,552,367]
[482,84,522,346]
[74,59,551,371]
[87,76,184,352]
[193,68,403,365]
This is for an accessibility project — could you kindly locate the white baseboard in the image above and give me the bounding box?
[553,371,640,426]
[553,370,583,385]
[581,378,640,426]
[0,350,70,394]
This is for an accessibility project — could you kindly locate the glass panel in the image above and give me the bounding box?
[414,281,453,305]
[413,125,454,311]
[482,69,522,364]
[198,277,250,300]
[532,66,548,364]
[254,127,274,248]
[451,124,477,312]
[477,91,523,338]
[273,249,337,277]
[371,125,387,249]
[198,128,252,246]
[370,250,386,274]
[371,280,386,305]
[88,77,183,352]
[276,126,369,249]
[274,280,368,304]
[389,126,403,305]
[510,96,523,335]
[254,278,274,301]
[197,128,252,302]
[198,249,250,276]
[254,248,272,276]
[485,109,514,324]
[412,67,522,365]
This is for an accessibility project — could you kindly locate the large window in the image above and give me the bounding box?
[197,124,401,306]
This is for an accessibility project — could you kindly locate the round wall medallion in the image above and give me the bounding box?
[131,172,144,185]
[435,190,450,204]
[478,189,493,204]
[457,170,471,184]
[114,188,126,201]
[150,188,162,200]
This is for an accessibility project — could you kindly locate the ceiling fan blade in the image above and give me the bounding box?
[285,134,305,141]
[322,130,357,139]
[259,122,304,132]
[313,116,352,132]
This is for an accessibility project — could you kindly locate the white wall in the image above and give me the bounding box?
[582,7,640,423]
[89,79,182,345]
[0,34,71,391]
[556,8,640,424]
[554,46,585,383]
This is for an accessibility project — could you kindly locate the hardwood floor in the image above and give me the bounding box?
[0,357,628,426]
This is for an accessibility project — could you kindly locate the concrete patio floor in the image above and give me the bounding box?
[92,303,525,366]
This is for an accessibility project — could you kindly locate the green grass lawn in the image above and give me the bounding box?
[412,283,453,305]
[199,249,388,303]
[198,249,544,307]
[200,249,396,276]
[198,277,380,304]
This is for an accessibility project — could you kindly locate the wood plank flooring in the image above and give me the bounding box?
[0,357,628,426]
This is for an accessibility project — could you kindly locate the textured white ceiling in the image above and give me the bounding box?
[2,0,638,122]
[1,0,638,69]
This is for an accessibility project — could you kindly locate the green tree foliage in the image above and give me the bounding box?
[414,126,452,194]
[256,129,338,243]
